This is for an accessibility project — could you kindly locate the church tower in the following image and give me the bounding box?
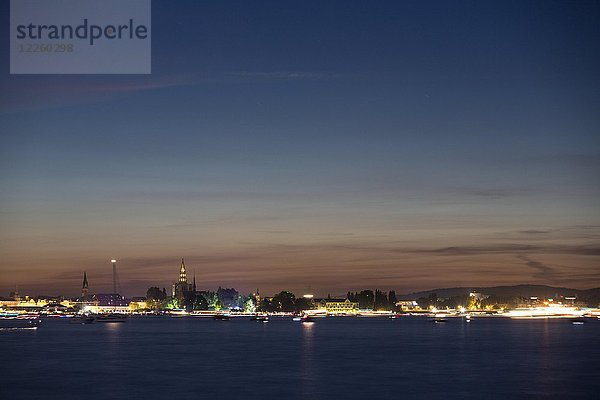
[179,258,187,283]
[172,258,194,300]
[81,272,89,299]
[254,288,261,310]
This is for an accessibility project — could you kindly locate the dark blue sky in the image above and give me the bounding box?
[1,0,599,296]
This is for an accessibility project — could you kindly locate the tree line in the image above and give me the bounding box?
[144,287,402,312]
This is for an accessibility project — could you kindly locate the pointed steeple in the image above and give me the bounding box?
[81,272,89,299]
[82,272,89,289]
[192,272,196,292]
[179,258,187,283]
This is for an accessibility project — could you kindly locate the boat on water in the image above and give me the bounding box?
[70,315,95,324]
[430,317,447,323]
[428,314,449,323]
[357,310,393,317]
[190,310,216,318]
[213,313,231,321]
[250,314,268,322]
[95,313,128,323]
[169,309,190,317]
[0,313,41,330]
[301,315,315,323]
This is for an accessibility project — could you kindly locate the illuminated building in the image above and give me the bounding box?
[84,293,130,314]
[469,292,488,301]
[316,298,358,315]
[129,297,148,311]
[396,300,420,311]
[0,296,75,311]
[254,289,260,309]
[172,258,194,300]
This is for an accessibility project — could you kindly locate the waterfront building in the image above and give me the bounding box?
[396,300,420,311]
[469,292,488,301]
[129,297,148,311]
[316,298,359,315]
[172,258,194,300]
[83,293,130,314]
[0,296,75,311]
[0,297,19,308]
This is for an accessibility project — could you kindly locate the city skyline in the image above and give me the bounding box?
[1,1,599,297]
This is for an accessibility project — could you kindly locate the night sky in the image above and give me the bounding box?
[1,0,599,297]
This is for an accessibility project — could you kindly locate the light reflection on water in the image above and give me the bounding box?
[301,321,316,398]
[1,317,598,400]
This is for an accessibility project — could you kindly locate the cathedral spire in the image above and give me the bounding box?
[179,258,187,283]
[193,272,196,292]
[81,272,89,299]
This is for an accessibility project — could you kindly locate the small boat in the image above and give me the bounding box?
[292,317,302,322]
[572,317,586,325]
[250,315,268,322]
[95,313,127,323]
[0,313,41,330]
[169,310,189,317]
[190,311,216,318]
[70,315,95,324]
[213,313,230,321]
[301,315,314,323]
[429,317,447,323]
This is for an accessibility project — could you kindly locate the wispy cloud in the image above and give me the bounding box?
[5,237,599,297]
[516,255,558,280]
[0,74,201,114]
[519,229,551,235]
[226,71,340,80]
[405,243,600,257]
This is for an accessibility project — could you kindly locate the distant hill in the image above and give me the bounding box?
[400,285,600,300]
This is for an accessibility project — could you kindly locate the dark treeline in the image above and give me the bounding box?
[137,286,600,312]
[347,290,398,311]
[144,287,402,312]
[412,294,578,310]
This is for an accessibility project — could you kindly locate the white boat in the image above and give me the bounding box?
[169,309,190,317]
[190,310,216,318]
[250,314,269,322]
[0,313,41,330]
[357,310,393,317]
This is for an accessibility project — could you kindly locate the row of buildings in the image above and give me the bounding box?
[6,259,588,315]
[1,259,364,315]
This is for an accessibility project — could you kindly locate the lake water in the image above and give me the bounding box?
[1,316,598,399]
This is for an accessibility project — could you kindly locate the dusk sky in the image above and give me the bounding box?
[1,0,599,297]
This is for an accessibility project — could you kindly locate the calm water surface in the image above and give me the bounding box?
[1,316,599,399]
